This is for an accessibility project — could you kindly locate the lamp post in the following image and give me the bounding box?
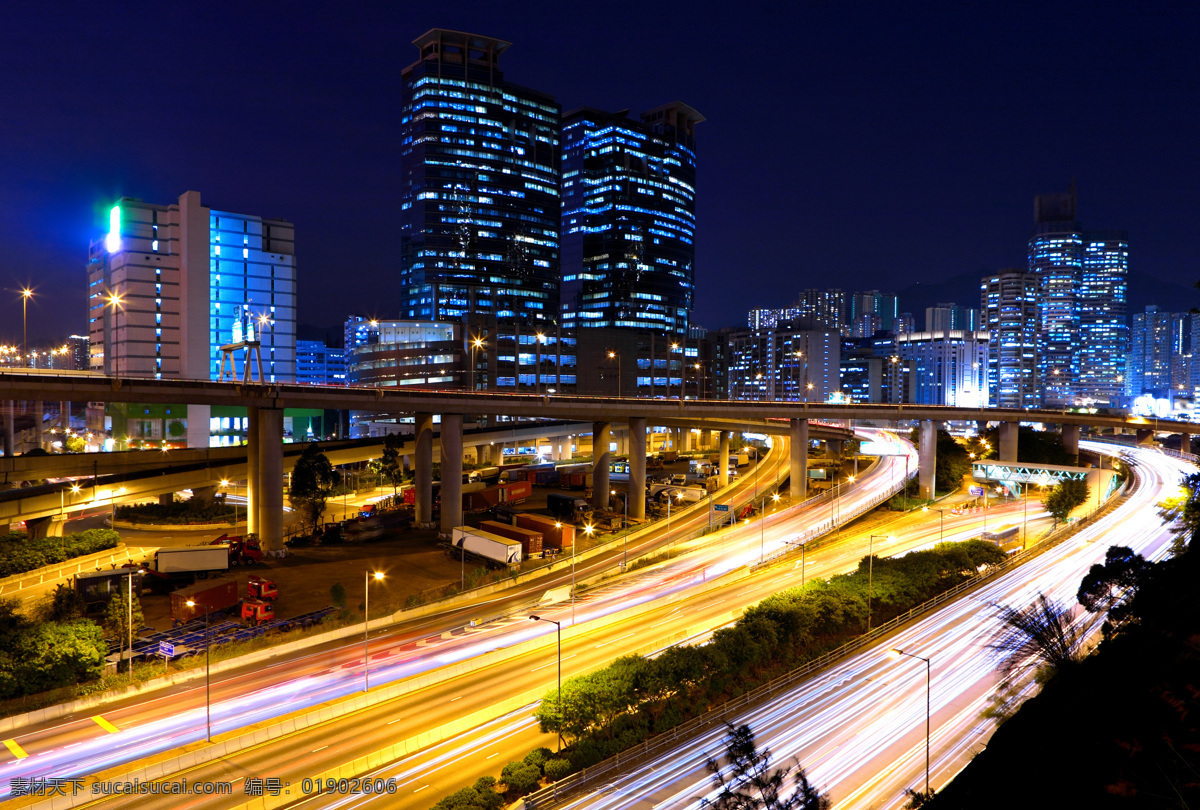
[670,342,680,399]
[557,521,575,623]
[106,292,124,377]
[220,479,238,526]
[529,615,563,752]
[612,489,628,569]
[471,336,485,391]
[186,597,212,741]
[363,570,384,692]
[20,288,32,366]
[889,647,932,799]
[607,351,621,397]
[535,332,545,394]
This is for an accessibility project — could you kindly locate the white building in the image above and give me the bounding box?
[896,329,989,407]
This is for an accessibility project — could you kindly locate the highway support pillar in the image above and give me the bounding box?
[827,438,843,460]
[439,414,463,538]
[1136,428,1155,445]
[60,401,69,430]
[256,407,284,554]
[719,431,730,489]
[1179,428,1191,456]
[246,406,259,535]
[415,412,433,528]
[790,419,808,501]
[159,493,173,507]
[25,515,67,539]
[918,420,938,501]
[999,421,1019,462]
[33,401,43,451]
[3,401,13,457]
[488,442,503,466]
[1062,424,1080,464]
[629,417,647,520]
[592,421,611,511]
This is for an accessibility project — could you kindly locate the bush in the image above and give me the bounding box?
[523,747,553,770]
[499,760,541,796]
[543,758,572,781]
[0,529,120,578]
[430,776,503,810]
[114,498,234,525]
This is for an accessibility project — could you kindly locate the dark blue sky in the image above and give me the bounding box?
[2,0,1197,345]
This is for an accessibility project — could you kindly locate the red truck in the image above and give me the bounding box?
[247,575,278,601]
[463,481,533,511]
[212,534,263,565]
[171,578,239,624]
[242,599,275,626]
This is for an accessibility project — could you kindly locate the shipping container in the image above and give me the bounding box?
[480,520,544,556]
[170,578,239,623]
[516,512,575,550]
[451,527,523,566]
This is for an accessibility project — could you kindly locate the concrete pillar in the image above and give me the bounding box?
[1179,429,1191,456]
[790,419,808,501]
[629,417,647,520]
[999,421,1019,462]
[246,407,259,535]
[1062,424,1080,463]
[256,407,284,554]
[592,421,611,511]
[60,401,70,430]
[1136,428,1155,445]
[159,493,173,507]
[415,412,433,528]
[33,401,43,451]
[489,442,503,466]
[719,431,730,489]
[3,401,13,457]
[827,439,843,459]
[192,485,218,501]
[439,414,463,537]
[918,420,938,501]
[26,515,67,539]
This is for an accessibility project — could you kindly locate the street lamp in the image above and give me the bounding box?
[612,489,629,569]
[922,506,945,543]
[529,615,563,752]
[670,342,681,399]
[471,336,485,391]
[20,288,32,365]
[607,351,621,397]
[557,521,575,623]
[220,479,239,526]
[185,597,212,741]
[363,570,384,692]
[889,647,932,799]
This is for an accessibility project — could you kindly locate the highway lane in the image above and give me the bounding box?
[0,439,800,789]
[550,443,1190,810]
[15,436,912,807]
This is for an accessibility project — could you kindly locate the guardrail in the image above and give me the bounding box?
[520,456,1130,809]
[0,544,155,598]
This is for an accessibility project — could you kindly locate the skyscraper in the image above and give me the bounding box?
[1076,231,1129,404]
[982,270,1039,409]
[560,104,702,338]
[398,29,561,326]
[1127,305,1184,400]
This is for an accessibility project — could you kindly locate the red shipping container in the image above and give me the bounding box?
[515,512,574,550]
[481,520,543,556]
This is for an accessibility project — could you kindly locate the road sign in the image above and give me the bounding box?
[158,642,175,658]
[713,504,730,513]
[968,485,985,497]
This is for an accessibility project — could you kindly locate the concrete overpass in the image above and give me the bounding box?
[3,372,1187,550]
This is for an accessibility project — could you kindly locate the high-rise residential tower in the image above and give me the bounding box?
[560,104,702,338]
[397,29,561,326]
[1076,231,1129,404]
[981,270,1038,409]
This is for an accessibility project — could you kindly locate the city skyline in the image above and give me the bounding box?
[1,1,1197,345]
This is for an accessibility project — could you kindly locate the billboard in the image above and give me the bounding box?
[858,441,905,456]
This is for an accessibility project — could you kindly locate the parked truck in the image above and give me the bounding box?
[212,533,263,565]
[170,577,239,624]
[516,512,575,550]
[145,545,231,590]
[451,527,523,567]
[480,520,544,557]
[463,480,534,512]
[547,492,594,525]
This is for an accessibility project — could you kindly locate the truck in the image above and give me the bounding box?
[247,574,278,600]
[463,480,534,512]
[689,459,715,476]
[146,545,231,589]
[547,492,594,525]
[733,452,750,467]
[451,526,523,567]
[651,485,706,504]
[212,533,263,565]
[480,520,544,557]
[661,450,678,462]
[516,512,575,550]
[646,456,664,471]
[170,577,239,624]
[468,466,501,484]
[561,471,593,490]
[242,598,276,626]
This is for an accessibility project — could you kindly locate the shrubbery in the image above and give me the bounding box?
[0,529,120,578]
[0,598,106,700]
[114,499,234,525]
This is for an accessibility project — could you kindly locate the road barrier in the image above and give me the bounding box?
[0,544,155,599]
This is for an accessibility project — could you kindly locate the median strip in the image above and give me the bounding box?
[90,715,120,734]
[3,738,28,759]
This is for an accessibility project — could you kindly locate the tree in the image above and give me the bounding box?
[289,443,337,533]
[379,432,405,495]
[1044,479,1088,525]
[102,590,144,643]
[987,592,1081,680]
[1077,545,1150,636]
[37,583,86,622]
[704,723,830,810]
[65,435,86,453]
[1156,471,1200,554]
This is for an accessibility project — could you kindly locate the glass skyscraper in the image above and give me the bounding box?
[1077,231,1129,404]
[981,270,1039,409]
[397,29,561,327]
[560,104,702,338]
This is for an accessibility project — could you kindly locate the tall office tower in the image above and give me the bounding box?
[1076,231,1129,405]
[726,325,840,402]
[850,291,899,333]
[1029,186,1081,407]
[87,191,296,384]
[925,303,980,333]
[66,335,90,370]
[560,104,701,338]
[896,329,989,407]
[1127,305,1182,400]
[797,289,847,330]
[981,270,1039,409]
[398,30,561,325]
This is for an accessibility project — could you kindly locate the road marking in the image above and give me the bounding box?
[450,696,462,701]
[388,717,405,725]
[3,739,28,759]
[532,653,576,672]
[312,745,328,752]
[596,632,635,648]
[91,715,120,734]
[413,785,430,793]
[486,752,500,759]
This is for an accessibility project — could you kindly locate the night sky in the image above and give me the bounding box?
[2,0,1197,346]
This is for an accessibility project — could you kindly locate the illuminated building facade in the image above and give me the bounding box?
[896,330,989,407]
[560,104,702,338]
[1076,231,1129,405]
[982,270,1039,409]
[398,29,561,327]
[726,325,840,402]
[296,340,346,386]
[1127,305,1185,400]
